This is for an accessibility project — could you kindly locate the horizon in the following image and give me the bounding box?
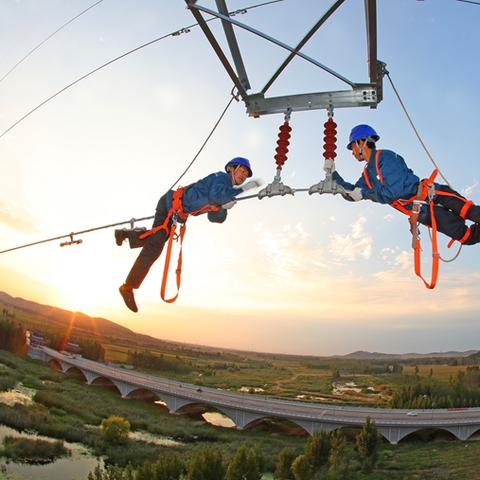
[1,1,479,356]
[2,288,478,359]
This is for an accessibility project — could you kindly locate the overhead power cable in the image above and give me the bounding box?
[457,0,480,5]
[0,0,284,141]
[386,70,464,263]
[0,89,238,255]
[0,0,105,84]
[385,71,451,188]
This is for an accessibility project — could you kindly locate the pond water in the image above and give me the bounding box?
[202,412,235,428]
[129,430,183,447]
[0,425,101,480]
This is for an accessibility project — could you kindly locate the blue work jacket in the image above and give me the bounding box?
[333,149,420,205]
[166,172,242,222]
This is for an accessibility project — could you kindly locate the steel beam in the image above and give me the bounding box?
[189,2,355,87]
[185,0,248,100]
[261,0,347,95]
[215,0,251,91]
[246,86,377,117]
[364,0,383,102]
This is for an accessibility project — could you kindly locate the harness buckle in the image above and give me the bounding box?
[411,200,426,215]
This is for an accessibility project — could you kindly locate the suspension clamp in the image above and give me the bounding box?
[60,233,83,248]
[258,169,294,199]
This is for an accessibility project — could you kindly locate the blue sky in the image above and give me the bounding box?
[0,0,479,355]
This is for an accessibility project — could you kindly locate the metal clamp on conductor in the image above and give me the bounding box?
[60,233,83,248]
[258,110,295,200]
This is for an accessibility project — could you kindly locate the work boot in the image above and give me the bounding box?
[119,284,138,312]
[114,229,128,246]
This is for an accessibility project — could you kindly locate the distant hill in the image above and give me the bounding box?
[1,291,477,360]
[0,290,173,349]
[342,350,479,360]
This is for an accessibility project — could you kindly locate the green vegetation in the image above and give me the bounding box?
[101,415,131,445]
[2,436,69,464]
[0,314,26,356]
[391,366,480,408]
[355,417,380,472]
[2,302,480,478]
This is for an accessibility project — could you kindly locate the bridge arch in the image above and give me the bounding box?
[63,365,88,382]
[242,416,310,436]
[48,358,64,372]
[125,388,161,402]
[400,427,457,443]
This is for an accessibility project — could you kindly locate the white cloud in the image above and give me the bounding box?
[0,201,38,234]
[462,180,478,197]
[384,213,394,222]
[328,216,372,262]
[395,250,411,270]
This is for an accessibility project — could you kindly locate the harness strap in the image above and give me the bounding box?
[447,226,472,248]
[160,222,186,303]
[390,169,440,289]
[460,200,473,219]
[413,198,439,289]
[137,186,223,303]
[362,149,383,190]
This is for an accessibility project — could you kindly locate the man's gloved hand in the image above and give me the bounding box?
[342,187,363,202]
[324,158,335,173]
[242,179,263,192]
[222,199,237,210]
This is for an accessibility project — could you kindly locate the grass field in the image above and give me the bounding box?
[403,364,468,380]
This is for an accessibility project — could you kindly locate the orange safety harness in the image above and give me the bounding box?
[139,187,221,303]
[364,150,473,289]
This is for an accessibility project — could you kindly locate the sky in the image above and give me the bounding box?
[1,0,479,356]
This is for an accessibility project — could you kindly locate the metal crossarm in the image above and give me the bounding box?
[187,1,249,101]
[261,0,347,95]
[185,0,383,116]
[215,0,251,91]
[246,86,377,117]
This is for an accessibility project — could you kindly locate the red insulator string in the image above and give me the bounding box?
[274,120,292,170]
[323,116,337,160]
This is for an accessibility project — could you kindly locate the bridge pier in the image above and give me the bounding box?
[155,393,194,413]
[216,407,263,430]
[445,425,479,441]
[377,426,419,444]
[110,380,138,398]
[295,420,337,435]
[82,370,101,385]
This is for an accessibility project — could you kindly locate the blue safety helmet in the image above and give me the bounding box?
[347,124,380,150]
[224,157,252,177]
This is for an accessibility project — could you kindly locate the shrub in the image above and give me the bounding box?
[101,416,130,445]
[2,436,69,464]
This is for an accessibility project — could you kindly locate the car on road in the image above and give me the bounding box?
[406,411,418,416]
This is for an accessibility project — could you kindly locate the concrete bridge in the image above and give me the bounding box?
[31,346,480,444]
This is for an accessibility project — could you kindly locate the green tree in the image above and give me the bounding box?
[100,415,130,445]
[226,444,263,480]
[151,451,185,480]
[328,431,353,480]
[304,430,331,469]
[291,454,313,480]
[355,417,379,472]
[187,447,225,480]
[274,448,297,479]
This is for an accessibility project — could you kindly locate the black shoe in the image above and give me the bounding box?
[115,229,128,246]
[119,284,138,312]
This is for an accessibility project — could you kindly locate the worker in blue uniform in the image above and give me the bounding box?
[116,157,260,312]
[333,124,480,245]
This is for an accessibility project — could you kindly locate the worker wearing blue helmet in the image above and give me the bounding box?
[333,124,480,245]
[116,157,261,312]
